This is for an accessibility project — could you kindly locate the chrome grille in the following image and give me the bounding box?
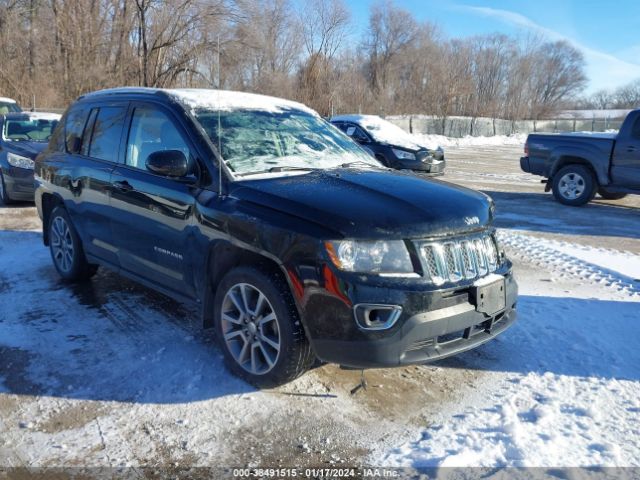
[419,233,500,285]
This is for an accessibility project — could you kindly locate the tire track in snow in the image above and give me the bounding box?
[498,230,640,297]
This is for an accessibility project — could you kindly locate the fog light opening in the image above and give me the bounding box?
[354,304,402,330]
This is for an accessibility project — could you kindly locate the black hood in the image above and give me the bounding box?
[8,141,48,159]
[231,169,492,239]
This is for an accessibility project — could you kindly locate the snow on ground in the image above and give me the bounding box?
[379,230,640,467]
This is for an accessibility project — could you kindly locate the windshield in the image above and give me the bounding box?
[0,101,21,114]
[194,109,380,176]
[2,118,58,142]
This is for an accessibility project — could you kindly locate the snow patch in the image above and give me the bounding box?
[167,89,318,116]
[499,231,640,296]
[380,231,640,467]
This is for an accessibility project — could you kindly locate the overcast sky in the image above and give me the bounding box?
[344,0,640,93]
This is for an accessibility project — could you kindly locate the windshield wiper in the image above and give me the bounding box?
[340,161,378,168]
[268,166,316,172]
[235,166,317,177]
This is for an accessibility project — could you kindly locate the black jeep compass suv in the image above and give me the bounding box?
[35,87,517,387]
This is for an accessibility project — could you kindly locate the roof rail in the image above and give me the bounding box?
[78,87,166,101]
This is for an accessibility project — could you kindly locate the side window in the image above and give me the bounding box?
[87,107,127,162]
[346,124,368,142]
[632,116,640,140]
[81,109,99,156]
[126,107,190,171]
[49,114,66,152]
[65,106,90,153]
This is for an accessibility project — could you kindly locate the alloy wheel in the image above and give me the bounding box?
[221,283,281,375]
[50,216,75,273]
[558,172,585,200]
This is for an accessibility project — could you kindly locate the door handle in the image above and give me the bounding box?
[112,180,133,192]
[627,146,637,153]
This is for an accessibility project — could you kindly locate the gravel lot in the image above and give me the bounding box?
[0,144,638,472]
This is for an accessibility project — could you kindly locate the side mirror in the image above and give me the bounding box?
[68,135,82,154]
[146,150,189,177]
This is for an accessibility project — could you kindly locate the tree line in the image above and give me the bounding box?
[1,0,590,119]
[576,79,640,111]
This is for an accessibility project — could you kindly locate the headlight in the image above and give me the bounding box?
[325,240,415,274]
[7,152,34,169]
[391,148,416,161]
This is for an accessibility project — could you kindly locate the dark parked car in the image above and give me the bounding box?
[331,114,445,175]
[0,97,22,114]
[0,112,60,203]
[35,87,516,387]
[521,109,640,205]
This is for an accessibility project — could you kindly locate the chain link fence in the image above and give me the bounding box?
[388,115,624,137]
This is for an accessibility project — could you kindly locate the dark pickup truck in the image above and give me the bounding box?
[520,109,640,205]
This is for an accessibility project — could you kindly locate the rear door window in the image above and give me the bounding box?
[85,106,127,162]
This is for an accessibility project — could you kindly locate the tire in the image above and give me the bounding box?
[0,171,13,205]
[213,266,314,388]
[48,206,98,281]
[551,165,596,206]
[598,188,627,200]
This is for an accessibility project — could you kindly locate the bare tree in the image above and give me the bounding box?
[296,0,350,114]
[526,40,587,118]
[231,0,301,95]
[0,0,589,119]
[363,0,419,97]
[614,79,640,108]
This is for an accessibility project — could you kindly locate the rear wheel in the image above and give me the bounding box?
[551,165,596,206]
[48,206,98,281]
[597,188,627,200]
[0,171,13,205]
[213,266,314,387]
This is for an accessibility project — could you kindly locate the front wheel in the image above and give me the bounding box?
[48,206,98,281]
[551,165,596,206]
[598,188,627,200]
[213,266,314,388]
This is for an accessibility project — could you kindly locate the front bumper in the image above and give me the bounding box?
[2,166,35,201]
[304,268,517,368]
[401,159,446,175]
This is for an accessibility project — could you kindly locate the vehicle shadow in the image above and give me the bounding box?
[0,231,253,403]
[0,201,33,208]
[484,190,640,240]
[434,294,640,382]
